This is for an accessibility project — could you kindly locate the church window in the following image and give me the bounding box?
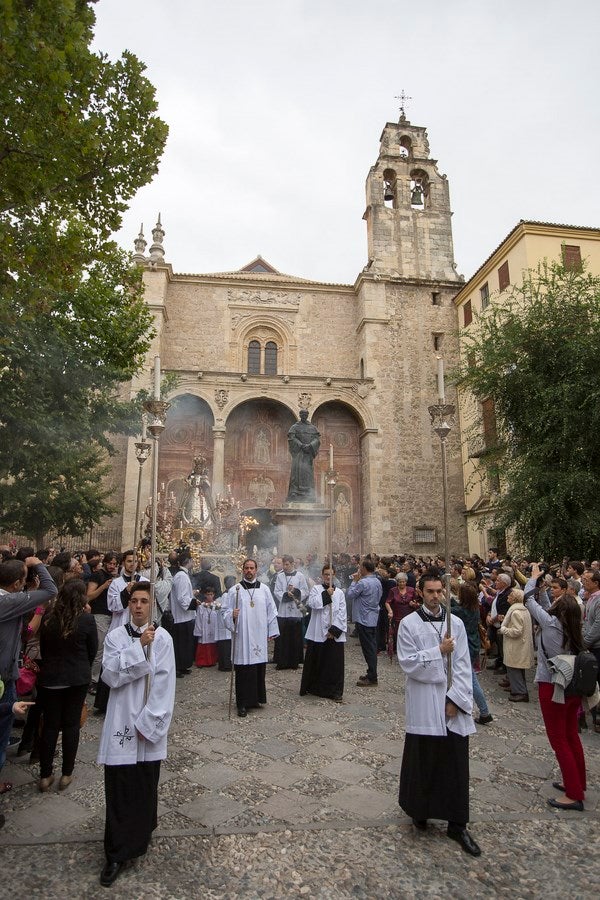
[432,333,443,351]
[247,340,261,374]
[264,341,278,375]
[431,291,441,306]
[480,282,490,310]
[360,358,365,379]
[463,299,473,327]
[414,525,437,544]
[498,261,510,292]
[562,244,582,271]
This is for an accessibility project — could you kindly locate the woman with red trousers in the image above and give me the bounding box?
[525,564,587,811]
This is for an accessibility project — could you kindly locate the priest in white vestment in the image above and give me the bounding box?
[222,559,279,717]
[397,571,481,857]
[97,582,176,887]
[300,566,346,701]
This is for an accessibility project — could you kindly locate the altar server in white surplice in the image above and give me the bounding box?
[97,582,175,887]
[300,565,346,702]
[273,554,308,669]
[397,571,481,858]
[222,559,279,717]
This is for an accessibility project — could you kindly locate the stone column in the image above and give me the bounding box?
[212,426,226,496]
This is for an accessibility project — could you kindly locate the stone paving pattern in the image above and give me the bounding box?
[1,639,599,898]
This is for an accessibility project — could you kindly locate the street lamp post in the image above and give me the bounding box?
[134,415,151,544]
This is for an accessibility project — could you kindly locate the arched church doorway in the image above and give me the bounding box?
[312,401,362,553]
[157,394,215,505]
[224,399,296,510]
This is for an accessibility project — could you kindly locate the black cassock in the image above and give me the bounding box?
[399,731,470,825]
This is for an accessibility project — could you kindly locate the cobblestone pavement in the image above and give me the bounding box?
[1,638,599,899]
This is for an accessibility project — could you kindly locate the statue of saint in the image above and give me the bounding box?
[181,455,216,527]
[334,490,351,537]
[286,410,320,502]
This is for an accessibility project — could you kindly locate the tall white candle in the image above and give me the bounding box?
[329,443,334,470]
[153,356,161,400]
[437,356,445,402]
[141,418,147,441]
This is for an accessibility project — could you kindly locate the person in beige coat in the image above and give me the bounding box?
[499,589,534,702]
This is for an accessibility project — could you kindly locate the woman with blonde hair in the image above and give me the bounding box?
[499,588,534,702]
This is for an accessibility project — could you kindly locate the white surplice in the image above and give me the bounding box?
[305,585,347,643]
[106,574,138,633]
[273,571,309,619]
[97,624,176,766]
[170,567,196,625]
[194,603,218,643]
[222,582,279,664]
[397,609,475,737]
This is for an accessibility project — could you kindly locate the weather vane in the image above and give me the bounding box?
[395,90,412,118]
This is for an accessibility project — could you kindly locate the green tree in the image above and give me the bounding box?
[0,0,168,541]
[458,261,600,560]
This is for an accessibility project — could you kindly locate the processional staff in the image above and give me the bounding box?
[228,584,240,720]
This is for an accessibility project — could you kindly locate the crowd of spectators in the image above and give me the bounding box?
[1,541,599,829]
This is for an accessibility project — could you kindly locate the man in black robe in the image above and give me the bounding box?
[397,572,481,856]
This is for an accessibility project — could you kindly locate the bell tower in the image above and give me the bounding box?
[363,114,460,282]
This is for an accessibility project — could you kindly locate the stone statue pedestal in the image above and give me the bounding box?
[272,504,331,559]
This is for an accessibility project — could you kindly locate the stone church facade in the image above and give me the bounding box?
[115,114,468,557]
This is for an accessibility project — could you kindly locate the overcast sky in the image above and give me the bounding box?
[93,0,600,285]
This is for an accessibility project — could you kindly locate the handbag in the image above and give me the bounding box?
[16,656,40,697]
[478,623,491,652]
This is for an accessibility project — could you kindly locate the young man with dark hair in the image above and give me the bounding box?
[397,571,480,856]
[222,559,279,717]
[97,582,175,887]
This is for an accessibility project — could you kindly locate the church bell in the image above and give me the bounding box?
[410,184,424,205]
[384,181,395,202]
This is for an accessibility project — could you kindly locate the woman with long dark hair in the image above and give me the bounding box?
[453,582,492,725]
[38,579,97,791]
[525,564,587,810]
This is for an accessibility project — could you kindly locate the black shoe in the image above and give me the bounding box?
[552,781,565,792]
[237,707,247,718]
[447,826,481,856]
[100,861,122,887]
[412,818,427,830]
[547,798,584,811]
[476,714,493,725]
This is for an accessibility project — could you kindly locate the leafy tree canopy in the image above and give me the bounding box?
[458,260,600,560]
[0,0,168,541]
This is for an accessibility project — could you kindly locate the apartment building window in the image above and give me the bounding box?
[463,299,473,327]
[480,282,490,310]
[498,261,510,292]
[562,244,582,271]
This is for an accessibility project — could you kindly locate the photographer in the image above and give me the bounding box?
[0,556,57,791]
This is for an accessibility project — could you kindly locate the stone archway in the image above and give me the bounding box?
[157,393,215,494]
[224,399,296,510]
